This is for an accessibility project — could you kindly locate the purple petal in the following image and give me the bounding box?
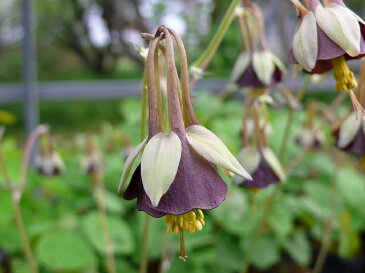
[124,137,228,217]
[237,153,280,188]
[236,62,282,88]
[336,128,365,156]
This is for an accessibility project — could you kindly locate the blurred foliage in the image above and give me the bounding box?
[1,92,365,272]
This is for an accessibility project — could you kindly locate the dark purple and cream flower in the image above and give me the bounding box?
[295,126,324,150]
[35,152,65,177]
[232,2,285,89]
[117,27,251,259]
[234,146,286,188]
[289,0,365,114]
[232,51,285,89]
[289,0,365,74]
[334,112,365,156]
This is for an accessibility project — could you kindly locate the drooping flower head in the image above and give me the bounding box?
[118,26,251,259]
[235,98,286,189]
[294,101,324,150]
[35,132,65,177]
[232,1,286,91]
[289,0,365,115]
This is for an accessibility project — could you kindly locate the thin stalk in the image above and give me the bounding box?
[94,172,117,273]
[0,145,39,273]
[13,200,39,273]
[18,125,49,195]
[279,76,311,163]
[192,0,241,72]
[141,68,148,141]
[312,220,333,273]
[139,215,151,273]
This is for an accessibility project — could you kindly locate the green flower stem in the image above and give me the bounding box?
[0,142,40,273]
[141,68,148,141]
[279,76,311,164]
[13,199,39,273]
[93,172,117,273]
[191,0,241,73]
[139,215,151,273]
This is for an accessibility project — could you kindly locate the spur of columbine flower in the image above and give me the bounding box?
[289,0,365,114]
[117,26,251,260]
[232,2,285,89]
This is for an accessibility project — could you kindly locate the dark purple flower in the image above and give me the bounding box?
[234,146,286,188]
[334,112,365,156]
[232,52,285,88]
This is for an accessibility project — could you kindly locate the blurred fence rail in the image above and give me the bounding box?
[0,77,335,104]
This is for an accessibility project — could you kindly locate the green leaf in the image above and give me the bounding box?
[336,168,365,214]
[268,203,293,236]
[211,187,248,235]
[81,211,135,255]
[282,230,311,265]
[36,231,96,271]
[300,181,333,219]
[249,236,280,270]
[102,190,125,214]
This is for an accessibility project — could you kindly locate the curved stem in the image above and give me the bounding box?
[192,0,241,73]
[18,125,49,196]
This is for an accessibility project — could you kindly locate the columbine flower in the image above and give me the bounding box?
[232,51,285,89]
[334,111,365,156]
[232,2,285,89]
[235,145,286,188]
[118,26,251,260]
[35,152,65,177]
[295,127,324,150]
[289,0,365,114]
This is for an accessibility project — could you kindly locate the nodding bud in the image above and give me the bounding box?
[35,152,65,177]
[35,132,65,177]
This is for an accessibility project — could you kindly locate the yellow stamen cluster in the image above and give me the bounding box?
[332,56,358,91]
[166,209,205,235]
